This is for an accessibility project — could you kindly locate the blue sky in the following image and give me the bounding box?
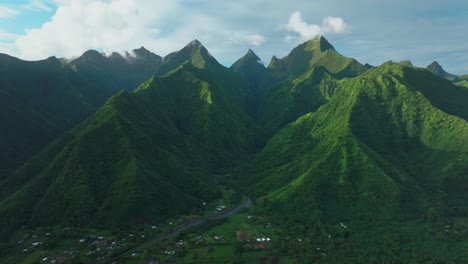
[1,0,467,74]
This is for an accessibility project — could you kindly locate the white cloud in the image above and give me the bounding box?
[245,34,266,46]
[0,30,19,41]
[0,5,20,18]
[14,0,179,60]
[23,0,53,12]
[10,0,268,61]
[283,11,349,42]
[227,32,266,47]
[322,17,348,33]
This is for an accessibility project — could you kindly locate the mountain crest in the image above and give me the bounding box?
[246,48,256,56]
[158,39,222,74]
[245,49,261,61]
[267,35,364,80]
[81,49,105,59]
[303,35,335,52]
[132,46,152,57]
[186,39,203,48]
[427,61,444,72]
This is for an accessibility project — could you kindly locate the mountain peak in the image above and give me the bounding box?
[427,61,442,70]
[246,48,256,55]
[82,49,105,58]
[428,61,441,67]
[303,35,335,52]
[231,48,265,71]
[398,60,413,67]
[244,49,261,60]
[186,39,203,49]
[72,49,105,64]
[133,46,151,56]
[426,61,457,80]
[157,39,222,74]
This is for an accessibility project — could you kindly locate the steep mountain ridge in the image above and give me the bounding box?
[230,49,269,115]
[158,40,223,75]
[267,35,367,82]
[0,63,261,238]
[242,62,468,223]
[248,36,369,134]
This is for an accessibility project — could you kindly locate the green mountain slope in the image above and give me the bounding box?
[0,48,163,176]
[0,55,97,176]
[230,49,269,115]
[456,80,468,87]
[0,63,260,238]
[257,66,339,134]
[230,49,267,87]
[403,66,468,121]
[253,36,368,134]
[243,63,468,223]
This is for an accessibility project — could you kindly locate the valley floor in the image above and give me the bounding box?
[2,194,467,264]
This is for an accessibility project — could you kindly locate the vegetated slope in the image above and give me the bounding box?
[0,63,261,239]
[0,55,97,176]
[267,35,367,83]
[158,40,256,115]
[456,80,468,87]
[230,49,268,88]
[243,62,468,223]
[0,48,163,176]
[257,66,339,134]
[230,49,269,115]
[256,36,366,134]
[402,66,468,121]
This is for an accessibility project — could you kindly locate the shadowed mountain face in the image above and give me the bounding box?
[426,61,468,85]
[0,41,244,176]
[426,61,458,81]
[230,49,269,115]
[0,48,166,176]
[1,37,467,262]
[0,60,261,237]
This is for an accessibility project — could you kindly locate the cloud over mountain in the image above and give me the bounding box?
[283,11,349,42]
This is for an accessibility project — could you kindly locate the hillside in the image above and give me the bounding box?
[0,55,98,176]
[243,62,468,222]
[256,36,366,134]
[0,48,164,176]
[230,49,269,115]
[0,63,260,239]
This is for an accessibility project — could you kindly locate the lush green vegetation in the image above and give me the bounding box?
[0,61,262,239]
[1,37,467,263]
[0,48,163,177]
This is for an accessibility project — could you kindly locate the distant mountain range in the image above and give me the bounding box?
[0,36,467,262]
